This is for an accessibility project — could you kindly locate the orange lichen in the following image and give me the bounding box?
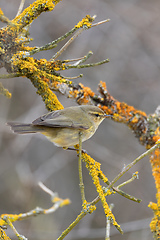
[100,105,112,115]
[149,148,160,236]
[150,149,160,193]
[114,102,146,121]
[76,83,95,104]
[99,80,107,89]
[68,83,95,104]
[84,87,95,98]
[69,89,79,99]
[98,82,147,134]
[153,127,160,143]
[148,201,160,237]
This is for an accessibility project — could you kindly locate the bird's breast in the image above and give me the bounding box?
[41,126,95,148]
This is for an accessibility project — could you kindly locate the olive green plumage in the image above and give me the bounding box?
[7,105,108,148]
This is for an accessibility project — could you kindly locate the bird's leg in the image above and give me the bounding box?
[78,131,86,203]
[64,147,88,154]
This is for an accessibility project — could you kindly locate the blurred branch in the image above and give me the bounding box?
[106,204,114,240]
[0,182,70,240]
[0,73,21,79]
[0,8,15,26]
[58,209,88,240]
[15,0,26,17]
[65,58,110,69]
[93,143,160,207]
[109,141,160,190]
[116,171,139,188]
[58,143,156,239]
[0,82,11,98]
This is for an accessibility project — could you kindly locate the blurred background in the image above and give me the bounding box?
[0,0,160,239]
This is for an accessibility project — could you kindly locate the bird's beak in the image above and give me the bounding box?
[104,114,112,118]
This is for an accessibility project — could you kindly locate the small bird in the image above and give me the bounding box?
[7,105,109,148]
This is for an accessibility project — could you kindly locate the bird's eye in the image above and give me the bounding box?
[95,113,100,117]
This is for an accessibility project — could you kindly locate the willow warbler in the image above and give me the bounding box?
[7,105,109,148]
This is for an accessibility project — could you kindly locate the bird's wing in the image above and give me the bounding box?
[32,111,89,129]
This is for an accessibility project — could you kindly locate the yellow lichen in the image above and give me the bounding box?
[150,217,157,232]
[82,152,121,230]
[82,200,96,214]
[148,202,158,211]
[149,216,160,237]
[0,82,12,98]
[0,214,20,226]
[0,229,11,240]
[75,15,93,29]
[0,8,4,15]
[11,54,66,111]
[52,196,70,207]
[12,0,60,30]
[59,199,71,207]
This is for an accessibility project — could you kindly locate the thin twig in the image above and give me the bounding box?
[57,136,151,240]
[92,18,110,27]
[72,51,93,66]
[78,132,86,203]
[61,74,83,80]
[90,186,141,208]
[57,210,87,240]
[0,82,11,98]
[52,28,84,60]
[28,18,110,58]
[105,203,114,240]
[117,172,139,189]
[2,216,27,240]
[38,181,55,197]
[52,15,109,60]
[29,26,78,55]
[0,12,15,26]
[15,0,26,17]
[109,141,160,189]
[62,54,92,63]
[112,186,141,202]
[0,73,21,79]
[98,172,141,202]
[65,58,110,69]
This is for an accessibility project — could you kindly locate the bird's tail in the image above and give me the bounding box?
[7,122,41,134]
